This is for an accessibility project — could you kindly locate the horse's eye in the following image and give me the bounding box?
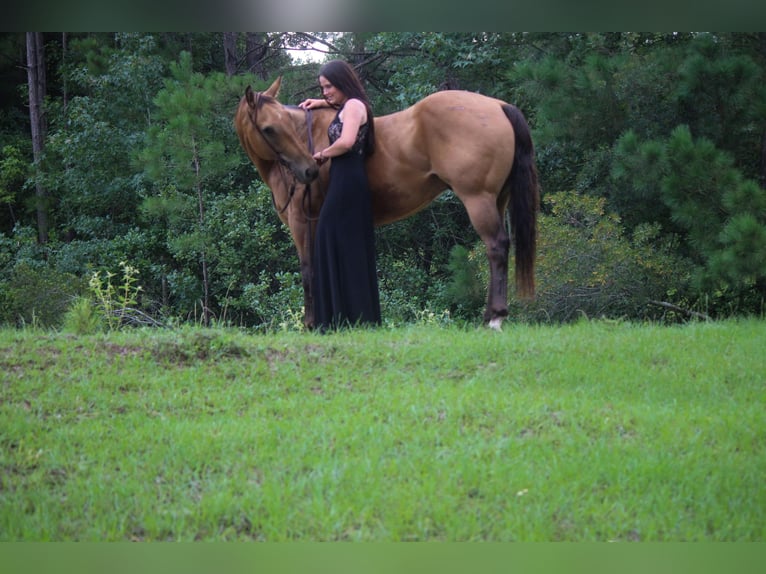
[262,126,276,137]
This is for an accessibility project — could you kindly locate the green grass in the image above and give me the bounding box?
[1,320,764,540]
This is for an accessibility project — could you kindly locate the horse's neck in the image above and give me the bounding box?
[261,161,289,196]
[306,107,334,148]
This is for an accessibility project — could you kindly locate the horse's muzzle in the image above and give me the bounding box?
[299,163,319,184]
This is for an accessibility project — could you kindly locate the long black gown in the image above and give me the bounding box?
[312,107,381,331]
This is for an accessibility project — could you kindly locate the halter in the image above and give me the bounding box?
[253,92,314,171]
[252,92,318,217]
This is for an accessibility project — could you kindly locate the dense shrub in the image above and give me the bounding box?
[444,192,693,324]
[1,262,86,328]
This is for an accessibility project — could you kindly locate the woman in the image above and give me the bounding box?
[299,60,381,331]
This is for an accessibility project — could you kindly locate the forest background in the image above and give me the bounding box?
[1,32,765,330]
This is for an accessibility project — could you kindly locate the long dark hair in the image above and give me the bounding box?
[319,60,375,156]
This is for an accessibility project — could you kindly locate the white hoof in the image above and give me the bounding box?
[488,317,503,331]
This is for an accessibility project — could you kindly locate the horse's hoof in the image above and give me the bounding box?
[488,317,503,331]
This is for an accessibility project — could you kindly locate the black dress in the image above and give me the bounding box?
[312,107,381,331]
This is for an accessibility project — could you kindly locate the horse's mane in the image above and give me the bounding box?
[254,93,276,109]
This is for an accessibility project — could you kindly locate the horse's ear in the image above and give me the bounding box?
[245,85,256,107]
[264,76,282,99]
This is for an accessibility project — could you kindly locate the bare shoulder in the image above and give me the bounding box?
[342,98,368,122]
[345,98,366,110]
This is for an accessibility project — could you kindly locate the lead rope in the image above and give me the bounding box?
[303,108,318,326]
[252,92,295,215]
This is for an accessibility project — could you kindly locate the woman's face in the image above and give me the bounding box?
[319,75,346,107]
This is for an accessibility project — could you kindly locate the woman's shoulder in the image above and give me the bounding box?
[343,98,368,116]
[341,99,368,127]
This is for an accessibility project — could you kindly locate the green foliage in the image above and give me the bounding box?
[378,257,437,326]
[138,51,256,325]
[203,183,297,323]
[1,262,86,328]
[0,145,27,207]
[446,192,691,324]
[367,33,519,112]
[238,271,305,331]
[87,261,144,331]
[663,125,736,255]
[523,192,691,322]
[712,212,766,284]
[674,34,765,174]
[140,51,240,187]
[3,33,766,327]
[614,125,766,310]
[375,192,476,324]
[510,44,630,197]
[441,244,485,320]
[611,130,675,231]
[62,297,103,335]
[378,37,765,322]
[536,193,688,321]
[44,34,166,240]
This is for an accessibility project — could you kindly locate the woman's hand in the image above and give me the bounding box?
[313,149,329,165]
[299,98,327,110]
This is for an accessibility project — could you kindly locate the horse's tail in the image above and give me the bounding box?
[502,104,540,300]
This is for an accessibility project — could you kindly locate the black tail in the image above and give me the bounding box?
[502,104,539,299]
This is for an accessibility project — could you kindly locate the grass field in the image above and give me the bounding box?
[1,319,764,541]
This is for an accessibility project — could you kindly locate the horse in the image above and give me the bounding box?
[235,76,539,330]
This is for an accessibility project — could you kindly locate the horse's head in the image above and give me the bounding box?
[242,77,319,184]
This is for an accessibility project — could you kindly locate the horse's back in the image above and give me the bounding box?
[415,89,508,111]
[411,90,515,144]
[379,90,517,197]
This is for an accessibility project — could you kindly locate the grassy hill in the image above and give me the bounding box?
[1,319,764,540]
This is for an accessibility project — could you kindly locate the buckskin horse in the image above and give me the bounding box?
[235,76,539,330]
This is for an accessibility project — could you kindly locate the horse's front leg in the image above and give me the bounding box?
[288,209,316,330]
[299,254,314,330]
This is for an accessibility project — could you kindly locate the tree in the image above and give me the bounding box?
[223,32,238,77]
[43,33,166,244]
[662,126,766,307]
[3,32,766,327]
[612,125,766,312]
[362,32,520,112]
[511,33,766,315]
[139,51,248,326]
[244,33,271,79]
[26,32,48,243]
[222,32,292,79]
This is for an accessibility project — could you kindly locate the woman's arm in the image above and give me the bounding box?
[314,98,366,163]
[299,98,330,110]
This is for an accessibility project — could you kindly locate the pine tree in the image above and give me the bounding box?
[662,126,766,305]
[139,51,245,326]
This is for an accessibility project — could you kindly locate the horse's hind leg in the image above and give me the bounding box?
[485,226,511,331]
[462,194,510,330]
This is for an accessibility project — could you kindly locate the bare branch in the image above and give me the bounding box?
[648,300,711,321]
